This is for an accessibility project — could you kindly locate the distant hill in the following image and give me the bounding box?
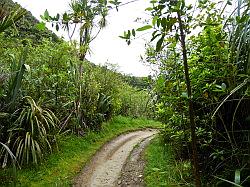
[1,0,59,43]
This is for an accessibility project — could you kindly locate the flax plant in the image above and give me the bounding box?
[10,96,59,165]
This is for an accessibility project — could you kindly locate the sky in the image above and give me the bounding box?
[12,0,152,77]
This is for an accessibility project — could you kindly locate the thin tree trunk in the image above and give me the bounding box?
[177,11,202,187]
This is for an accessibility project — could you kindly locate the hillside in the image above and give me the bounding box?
[1,0,59,42]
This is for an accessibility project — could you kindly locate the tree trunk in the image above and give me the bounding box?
[177,11,202,187]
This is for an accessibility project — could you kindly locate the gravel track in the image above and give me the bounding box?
[73,129,157,187]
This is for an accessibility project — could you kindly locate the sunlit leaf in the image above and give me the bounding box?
[136,25,152,31]
[35,22,46,31]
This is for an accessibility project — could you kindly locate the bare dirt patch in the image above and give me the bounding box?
[73,129,157,187]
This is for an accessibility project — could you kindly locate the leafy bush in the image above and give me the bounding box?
[1,96,59,166]
[142,0,250,184]
[12,96,58,165]
[119,84,154,118]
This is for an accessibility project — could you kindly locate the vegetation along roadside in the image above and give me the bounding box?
[144,135,192,187]
[0,0,158,186]
[1,0,250,186]
[0,116,161,186]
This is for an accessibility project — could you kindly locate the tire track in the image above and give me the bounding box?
[73,129,157,187]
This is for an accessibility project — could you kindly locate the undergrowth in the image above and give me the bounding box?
[144,136,193,187]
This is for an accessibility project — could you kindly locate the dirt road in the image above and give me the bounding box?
[73,129,157,187]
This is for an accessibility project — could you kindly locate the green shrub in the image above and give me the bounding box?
[10,96,59,166]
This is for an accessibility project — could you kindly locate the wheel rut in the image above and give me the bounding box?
[73,129,157,187]
[117,135,155,187]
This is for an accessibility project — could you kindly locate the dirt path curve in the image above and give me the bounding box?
[73,129,157,187]
[117,135,155,187]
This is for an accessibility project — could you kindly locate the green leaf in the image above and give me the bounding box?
[152,16,158,26]
[221,83,226,90]
[119,35,127,39]
[161,17,167,29]
[0,142,16,168]
[8,47,28,103]
[227,0,232,5]
[235,169,241,184]
[181,0,185,10]
[56,13,60,21]
[127,30,131,38]
[151,33,161,42]
[132,29,136,37]
[44,9,50,20]
[35,22,46,31]
[0,6,26,34]
[0,113,10,118]
[136,25,152,31]
[56,24,59,31]
[157,18,161,27]
[151,167,161,172]
[214,175,242,187]
[145,7,153,11]
[156,35,164,52]
[181,92,188,98]
[63,12,68,21]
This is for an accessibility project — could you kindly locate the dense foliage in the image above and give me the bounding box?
[0,0,153,172]
[129,0,250,186]
[2,0,250,186]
